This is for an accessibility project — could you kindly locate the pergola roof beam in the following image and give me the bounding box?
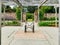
[12,0,22,8]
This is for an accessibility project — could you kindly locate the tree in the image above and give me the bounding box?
[27,6,37,13]
[11,6,16,12]
[39,6,55,20]
[40,6,55,13]
[5,6,12,12]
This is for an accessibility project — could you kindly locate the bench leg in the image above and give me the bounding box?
[33,25,34,33]
[25,25,27,32]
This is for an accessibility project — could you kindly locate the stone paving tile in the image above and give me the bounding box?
[11,39,49,45]
[14,30,47,40]
[1,26,59,45]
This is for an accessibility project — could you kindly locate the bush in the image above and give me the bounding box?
[43,17,56,21]
[27,6,37,13]
[38,22,49,26]
[38,21,56,26]
[5,21,20,26]
[5,22,12,26]
[49,17,55,20]
[12,21,18,24]
[26,13,34,20]
[43,17,49,20]
[39,10,44,20]
[57,18,59,20]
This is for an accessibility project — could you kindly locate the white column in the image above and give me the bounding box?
[59,0,60,28]
[58,0,60,45]
[38,6,39,22]
[21,8,22,26]
[3,5,6,26]
[0,0,1,44]
[54,6,57,27]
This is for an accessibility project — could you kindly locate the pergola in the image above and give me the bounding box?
[1,0,59,24]
[0,0,59,44]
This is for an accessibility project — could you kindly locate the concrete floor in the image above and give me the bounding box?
[1,23,59,45]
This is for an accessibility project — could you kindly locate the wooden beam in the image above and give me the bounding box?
[12,0,22,8]
[39,0,48,8]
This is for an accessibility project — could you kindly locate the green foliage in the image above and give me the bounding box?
[38,22,49,26]
[5,6,12,12]
[40,6,55,13]
[43,17,49,20]
[39,10,44,20]
[2,5,17,13]
[11,7,16,12]
[38,21,56,26]
[43,17,55,21]
[12,21,18,24]
[1,4,4,13]
[16,7,21,20]
[49,17,55,20]
[39,6,56,20]
[27,6,37,13]
[26,13,34,20]
[5,21,20,26]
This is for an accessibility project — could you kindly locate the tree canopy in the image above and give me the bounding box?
[27,6,38,13]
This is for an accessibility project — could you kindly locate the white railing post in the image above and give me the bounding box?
[54,5,57,27]
[21,8,22,26]
[0,0,1,44]
[38,6,39,22]
[3,5,6,26]
[59,0,60,45]
[59,0,60,29]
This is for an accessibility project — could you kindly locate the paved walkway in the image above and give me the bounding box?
[1,23,59,45]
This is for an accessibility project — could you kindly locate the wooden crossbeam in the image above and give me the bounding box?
[12,0,22,8]
[39,0,48,8]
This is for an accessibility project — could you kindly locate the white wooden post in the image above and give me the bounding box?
[54,6,57,27]
[0,0,1,44]
[59,0,60,44]
[21,8,22,26]
[3,5,6,26]
[38,6,39,22]
[59,0,60,29]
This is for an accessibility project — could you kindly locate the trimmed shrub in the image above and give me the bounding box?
[38,22,49,26]
[16,7,21,20]
[39,10,44,20]
[38,21,56,26]
[26,13,34,20]
[49,17,55,20]
[5,21,20,26]
[43,17,49,20]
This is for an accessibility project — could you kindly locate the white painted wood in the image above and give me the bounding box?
[38,6,39,22]
[54,6,57,27]
[59,0,60,29]
[0,0,1,44]
[3,5,6,26]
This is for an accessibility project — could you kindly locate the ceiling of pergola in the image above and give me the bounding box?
[1,0,59,6]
